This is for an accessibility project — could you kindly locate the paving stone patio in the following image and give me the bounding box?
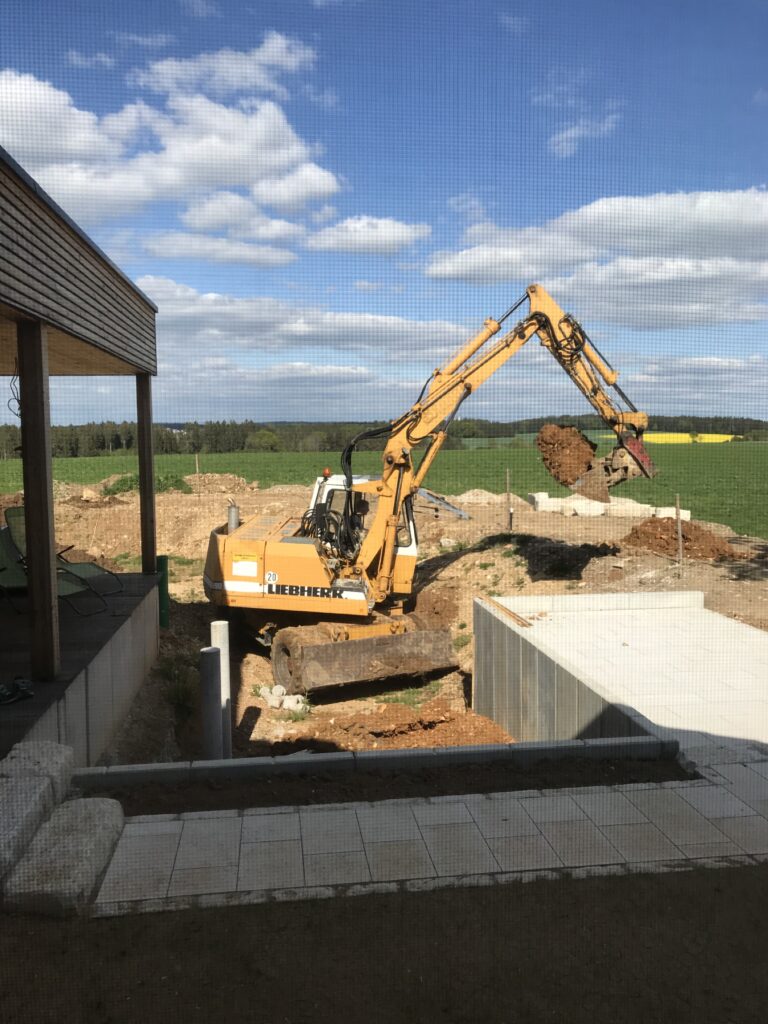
[93,762,768,916]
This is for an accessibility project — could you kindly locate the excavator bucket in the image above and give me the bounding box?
[570,465,612,503]
[537,425,657,504]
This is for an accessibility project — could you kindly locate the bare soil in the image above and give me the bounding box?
[535,423,596,486]
[91,757,693,816]
[3,864,768,1024]
[623,516,750,561]
[4,473,767,769]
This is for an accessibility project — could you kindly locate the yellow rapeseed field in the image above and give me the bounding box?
[643,432,735,444]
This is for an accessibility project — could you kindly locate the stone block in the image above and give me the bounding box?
[0,776,54,881]
[1,741,74,802]
[653,507,691,521]
[3,798,124,915]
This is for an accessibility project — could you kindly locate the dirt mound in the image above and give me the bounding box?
[63,494,127,509]
[622,518,747,561]
[536,424,596,487]
[454,489,504,504]
[184,473,251,492]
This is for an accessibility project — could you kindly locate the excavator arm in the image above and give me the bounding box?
[346,284,656,599]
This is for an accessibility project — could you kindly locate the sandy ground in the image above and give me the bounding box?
[4,475,766,764]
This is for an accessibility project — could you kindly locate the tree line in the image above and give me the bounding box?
[1,414,767,460]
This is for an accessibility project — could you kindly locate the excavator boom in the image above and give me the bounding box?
[203,284,657,693]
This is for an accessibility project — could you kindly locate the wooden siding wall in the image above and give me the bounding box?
[0,159,156,374]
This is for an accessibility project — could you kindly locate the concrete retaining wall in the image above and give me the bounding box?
[25,588,159,768]
[473,593,704,743]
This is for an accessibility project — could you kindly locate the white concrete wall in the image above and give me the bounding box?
[472,595,671,742]
[25,588,159,767]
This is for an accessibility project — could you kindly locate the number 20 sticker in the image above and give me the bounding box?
[266,571,279,583]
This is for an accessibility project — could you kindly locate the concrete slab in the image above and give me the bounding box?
[4,798,123,915]
[475,593,768,769]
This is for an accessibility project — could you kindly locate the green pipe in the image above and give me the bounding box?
[157,554,170,628]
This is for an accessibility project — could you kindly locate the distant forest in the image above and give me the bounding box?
[1,414,767,459]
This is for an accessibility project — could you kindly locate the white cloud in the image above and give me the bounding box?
[306,215,431,254]
[448,192,486,222]
[139,275,466,355]
[499,13,527,34]
[0,70,335,222]
[66,50,115,70]
[131,33,315,98]
[311,204,337,224]
[251,163,340,212]
[753,87,768,106]
[179,0,219,16]
[426,187,768,328]
[144,231,297,266]
[181,192,306,242]
[354,280,382,291]
[0,71,123,164]
[304,83,339,110]
[549,112,620,157]
[111,32,175,48]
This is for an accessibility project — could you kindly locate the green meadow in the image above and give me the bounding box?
[0,443,765,539]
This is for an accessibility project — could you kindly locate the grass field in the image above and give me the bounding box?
[0,443,766,538]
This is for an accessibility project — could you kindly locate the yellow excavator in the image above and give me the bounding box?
[204,284,656,694]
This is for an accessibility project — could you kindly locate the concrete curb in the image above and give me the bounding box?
[72,736,678,790]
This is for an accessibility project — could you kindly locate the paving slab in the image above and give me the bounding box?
[466,797,539,838]
[365,839,436,881]
[600,823,684,862]
[539,820,624,867]
[237,840,304,890]
[419,823,498,875]
[300,808,362,855]
[304,851,371,886]
[174,817,242,871]
[97,832,181,902]
[487,834,562,871]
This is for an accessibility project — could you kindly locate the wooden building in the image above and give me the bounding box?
[0,144,160,763]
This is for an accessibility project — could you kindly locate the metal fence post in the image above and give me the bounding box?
[200,646,223,760]
[211,620,232,759]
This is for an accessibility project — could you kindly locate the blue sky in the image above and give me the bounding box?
[1,0,767,424]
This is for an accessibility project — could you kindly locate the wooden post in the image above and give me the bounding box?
[17,319,60,679]
[136,373,157,574]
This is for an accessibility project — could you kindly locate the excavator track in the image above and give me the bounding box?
[271,623,458,695]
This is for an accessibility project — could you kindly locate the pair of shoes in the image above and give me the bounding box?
[0,678,34,705]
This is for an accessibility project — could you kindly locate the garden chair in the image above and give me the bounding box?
[5,506,122,596]
[0,524,107,616]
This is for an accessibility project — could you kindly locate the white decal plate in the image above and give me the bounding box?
[232,560,258,577]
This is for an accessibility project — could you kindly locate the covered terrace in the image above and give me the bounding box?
[0,144,160,764]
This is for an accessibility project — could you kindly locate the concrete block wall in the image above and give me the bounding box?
[473,596,660,743]
[25,587,159,768]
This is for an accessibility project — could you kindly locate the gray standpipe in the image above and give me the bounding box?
[211,620,232,759]
[199,646,223,760]
[227,502,240,533]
